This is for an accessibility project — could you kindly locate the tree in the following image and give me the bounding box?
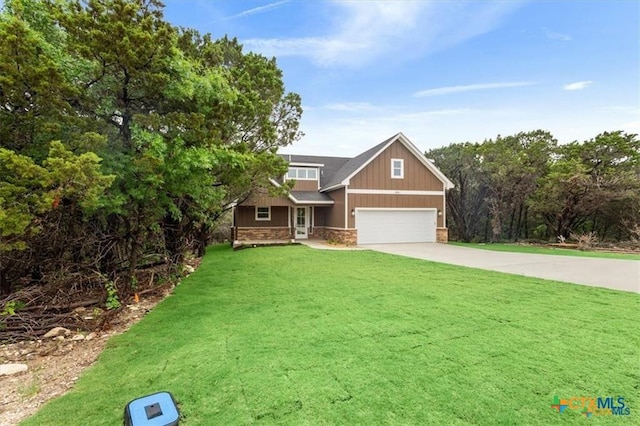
[481,131,556,241]
[530,131,640,240]
[427,143,488,242]
[0,0,302,298]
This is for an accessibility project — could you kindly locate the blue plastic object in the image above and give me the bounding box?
[124,391,179,426]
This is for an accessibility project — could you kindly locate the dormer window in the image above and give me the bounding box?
[287,167,318,180]
[391,159,404,179]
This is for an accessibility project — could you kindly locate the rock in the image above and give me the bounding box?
[85,332,97,341]
[183,265,195,275]
[71,334,85,341]
[43,327,71,338]
[53,336,65,341]
[0,363,28,376]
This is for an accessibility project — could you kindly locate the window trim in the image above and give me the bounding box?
[255,206,271,221]
[287,167,319,181]
[391,158,404,179]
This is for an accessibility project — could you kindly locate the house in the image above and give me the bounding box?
[232,132,454,246]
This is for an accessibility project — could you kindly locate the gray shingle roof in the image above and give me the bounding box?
[278,154,350,188]
[278,133,401,191]
[289,191,334,203]
[317,134,398,190]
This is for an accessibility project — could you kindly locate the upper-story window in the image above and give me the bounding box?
[287,167,318,180]
[391,158,404,179]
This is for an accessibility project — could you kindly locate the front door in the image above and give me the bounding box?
[296,207,308,239]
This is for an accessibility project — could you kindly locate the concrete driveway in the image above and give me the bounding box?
[364,243,640,293]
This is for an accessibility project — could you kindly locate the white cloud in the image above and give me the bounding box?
[545,29,571,41]
[282,104,519,156]
[324,102,378,112]
[226,0,290,19]
[243,0,525,67]
[563,81,593,90]
[413,82,535,97]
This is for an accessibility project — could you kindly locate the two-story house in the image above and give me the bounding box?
[232,132,454,246]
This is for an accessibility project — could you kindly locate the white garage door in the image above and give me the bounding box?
[356,209,437,244]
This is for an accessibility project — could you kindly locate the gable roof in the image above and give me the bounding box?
[275,132,454,194]
[319,132,454,191]
[318,134,397,191]
[278,154,350,188]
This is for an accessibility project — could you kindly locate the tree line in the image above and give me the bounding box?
[0,0,302,296]
[426,130,640,244]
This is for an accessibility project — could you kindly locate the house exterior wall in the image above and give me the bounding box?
[236,227,292,241]
[325,187,346,228]
[313,206,327,227]
[236,205,290,227]
[349,140,443,191]
[347,194,444,228]
[289,179,319,191]
[241,188,292,207]
[436,228,448,243]
[313,227,357,245]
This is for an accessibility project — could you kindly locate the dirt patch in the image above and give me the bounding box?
[0,288,172,425]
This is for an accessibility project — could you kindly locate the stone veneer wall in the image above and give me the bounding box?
[436,227,449,243]
[314,227,358,245]
[236,227,292,241]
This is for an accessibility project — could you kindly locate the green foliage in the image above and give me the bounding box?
[1,300,25,316]
[104,281,120,310]
[0,0,302,294]
[0,141,114,252]
[429,130,639,243]
[0,148,52,250]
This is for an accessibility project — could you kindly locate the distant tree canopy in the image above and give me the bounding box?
[427,130,640,243]
[0,0,302,295]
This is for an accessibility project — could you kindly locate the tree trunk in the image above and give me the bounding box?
[163,214,184,265]
[507,207,516,241]
[0,266,10,296]
[484,215,490,242]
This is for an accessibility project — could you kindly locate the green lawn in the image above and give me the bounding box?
[24,245,639,425]
[450,242,640,260]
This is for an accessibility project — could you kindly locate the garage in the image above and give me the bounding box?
[356,208,437,244]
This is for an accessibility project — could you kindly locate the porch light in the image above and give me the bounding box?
[437,210,442,216]
[351,209,355,217]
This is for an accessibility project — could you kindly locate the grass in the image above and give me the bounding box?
[23,245,639,425]
[450,242,640,260]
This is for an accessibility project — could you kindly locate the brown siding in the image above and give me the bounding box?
[290,179,319,191]
[313,206,327,227]
[347,194,444,228]
[240,188,292,207]
[349,140,443,191]
[236,205,290,227]
[325,187,346,228]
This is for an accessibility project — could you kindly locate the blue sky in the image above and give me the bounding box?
[169,1,635,155]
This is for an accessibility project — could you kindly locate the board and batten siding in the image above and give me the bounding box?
[236,205,289,227]
[289,179,319,191]
[313,206,327,227]
[347,194,444,228]
[324,187,346,228]
[349,141,443,191]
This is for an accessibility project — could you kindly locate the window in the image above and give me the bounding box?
[255,206,271,221]
[307,169,317,179]
[391,159,404,179]
[286,167,318,180]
